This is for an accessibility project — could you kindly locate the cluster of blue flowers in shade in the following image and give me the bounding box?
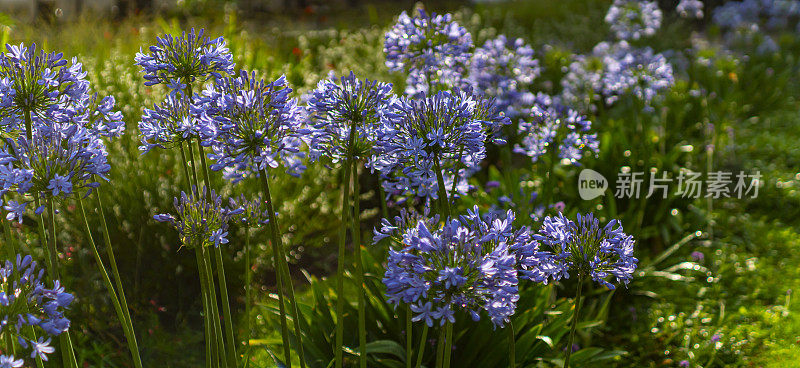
[384,10,472,97]
[0,254,74,365]
[154,187,244,248]
[468,35,539,118]
[561,41,674,111]
[514,93,598,165]
[0,42,122,222]
[604,0,662,41]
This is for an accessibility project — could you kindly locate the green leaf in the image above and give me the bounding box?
[364,340,406,362]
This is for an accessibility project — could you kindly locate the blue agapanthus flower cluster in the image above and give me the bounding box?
[677,0,704,19]
[195,72,307,182]
[378,206,526,328]
[561,41,674,110]
[0,254,74,363]
[599,41,675,105]
[0,123,111,221]
[135,28,234,89]
[227,194,270,228]
[712,0,800,31]
[154,186,243,248]
[0,43,125,140]
[533,213,638,289]
[372,89,508,201]
[468,35,539,118]
[384,10,472,97]
[604,0,662,41]
[138,93,208,153]
[513,93,598,165]
[306,71,393,163]
[137,29,236,155]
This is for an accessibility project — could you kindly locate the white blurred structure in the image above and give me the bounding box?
[0,0,177,20]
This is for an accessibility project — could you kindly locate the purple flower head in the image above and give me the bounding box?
[154,186,239,249]
[135,28,234,87]
[227,194,270,228]
[533,212,638,289]
[306,71,394,163]
[138,92,205,153]
[513,93,598,165]
[197,72,307,182]
[0,254,74,365]
[0,355,23,368]
[561,41,674,110]
[373,89,505,202]
[469,35,540,118]
[0,122,110,210]
[677,0,704,19]
[378,206,529,328]
[605,0,662,41]
[0,43,125,140]
[384,9,473,97]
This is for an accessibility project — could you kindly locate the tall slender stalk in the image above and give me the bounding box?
[564,275,584,368]
[335,125,357,368]
[244,227,252,368]
[75,195,142,368]
[414,324,429,368]
[94,188,143,368]
[187,141,227,368]
[202,246,228,368]
[179,143,214,368]
[507,322,515,367]
[435,327,445,368]
[196,139,238,368]
[433,155,451,219]
[196,245,221,368]
[405,306,412,368]
[443,323,453,368]
[260,168,305,367]
[350,160,367,368]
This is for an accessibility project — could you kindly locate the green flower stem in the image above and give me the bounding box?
[244,227,252,368]
[179,145,195,190]
[1,195,16,258]
[187,142,227,368]
[405,306,412,368]
[435,327,445,368]
[197,137,238,368]
[181,144,213,368]
[334,162,352,368]
[75,195,140,368]
[377,178,389,220]
[202,247,228,368]
[414,324,429,368]
[259,168,305,367]
[564,274,584,368]
[335,126,356,368]
[351,160,366,368]
[433,154,451,219]
[195,245,220,368]
[44,199,78,368]
[94,187,143,368]
[443,323,453,368]
[507,322,515,367]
